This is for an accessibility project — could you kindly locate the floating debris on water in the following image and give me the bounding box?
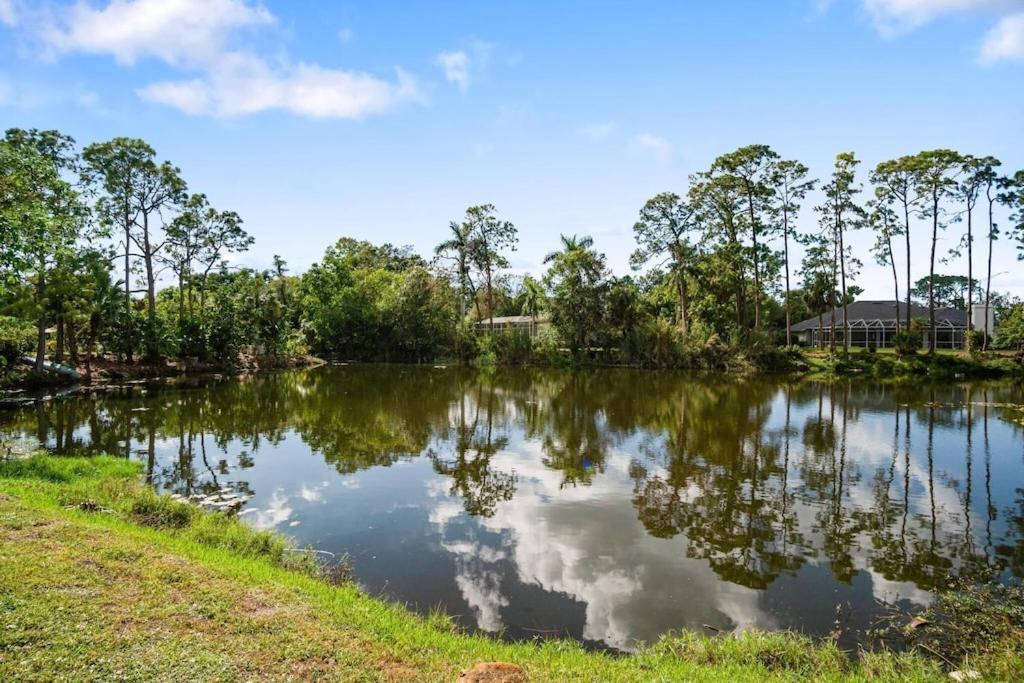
[169,489,252,513]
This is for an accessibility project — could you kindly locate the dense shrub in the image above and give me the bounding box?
[176,315,207,359]
[893,318,925,357]
[0,316,34,373]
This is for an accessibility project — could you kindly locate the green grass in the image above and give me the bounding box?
[0,455,1011,681]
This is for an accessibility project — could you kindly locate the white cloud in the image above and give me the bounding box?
[579,122,615,141]
[0,0,17,26]
[41,0,419,120]
[435,50,470,93]
[819,1,1024,67]
[979,11,1024,61]
[242,488,293,530]
[629,133,673,165]
[299,482,326,503]
[139,57,420,119]
[138,79,210,114]
[862,0,1004,34]
[43,0,273,66]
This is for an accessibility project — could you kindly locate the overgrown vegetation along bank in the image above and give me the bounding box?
[2,353,324,392]
[803,347,1024,380]
[0,455,1018,681]
[472,332,1024,379]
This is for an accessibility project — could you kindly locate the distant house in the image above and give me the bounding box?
[473,315,548,337]
[791,300,981,349]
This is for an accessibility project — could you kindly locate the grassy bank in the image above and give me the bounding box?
[0,456,1016,681]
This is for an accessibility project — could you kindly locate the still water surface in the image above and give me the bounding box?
[3,365,1023,651]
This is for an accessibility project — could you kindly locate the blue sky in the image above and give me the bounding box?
[1,0,1023,297]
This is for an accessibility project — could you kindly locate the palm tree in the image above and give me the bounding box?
[543,234,607,356]
[434,221,477,322]
[519,276,546,335]
[543,234,594,265]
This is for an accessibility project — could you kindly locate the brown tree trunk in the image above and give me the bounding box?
[677,274,689,336]
[142,212,156,320]
[67,321,79,366]
[837,205,849,353]
[34,271,47,373]
[887,235,900,332]
[928,193,938,354]
[903,203,912,330]
[983,193,995,351]
[178,268,186,321]
[747,193,761,330]
[966,201,974,351]
[486,265,494,332]
[783,211,792,346]
[124,216,133,363]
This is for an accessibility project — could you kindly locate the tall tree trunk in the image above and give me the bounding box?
[830,224,838,353]
[736,284,744,328]
[34,271,47,373]
[837,207,849,353]
[966,201,973,350]
[458,255,468,320]
[983,192,995,351]
[727,228,746,330]
[783,210,792,346]
[677,273,689,336]
[903,203,912,330]
[124,216,133,363]
[457,253,468,362]
[887,234,900,335]
[142,212,157,321]
[67,321,79,366]
[928,193,939,354]
[486,265,494,332]
[747,194,761,330]
[178,268,185,321]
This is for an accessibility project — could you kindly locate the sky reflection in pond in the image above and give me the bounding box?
[3,365,1023,651]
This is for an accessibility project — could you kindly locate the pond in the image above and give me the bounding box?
[2,365,1023,652]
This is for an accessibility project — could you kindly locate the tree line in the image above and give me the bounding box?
[2,129,1024,378]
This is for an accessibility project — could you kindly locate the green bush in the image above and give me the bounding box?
[636,317,685,368]
[893,318,925,357]
[176,315,207,358]
[995,303,1024,351]
[531,327,567,366]
[473,334,497,367]
[0,316,34,373]
[966,329,986,351]
[130,494,196,529]
[492,330,533,365]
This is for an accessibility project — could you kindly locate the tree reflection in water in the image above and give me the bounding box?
[4,365,1024,642]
